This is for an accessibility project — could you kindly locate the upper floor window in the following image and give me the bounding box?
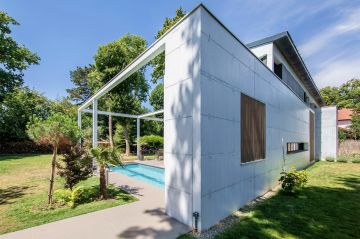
[274,62,283,79]
[260,55,267,65]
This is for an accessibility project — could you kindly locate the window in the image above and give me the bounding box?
[274,62,283,79]
[287,142,308,154]
[260,55,267,65]
[304,92,309,104]
[241,94,266,163]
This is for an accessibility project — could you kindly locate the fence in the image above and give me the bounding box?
[339,140,360,156]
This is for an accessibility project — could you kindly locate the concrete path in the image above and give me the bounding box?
[0,163,190,239]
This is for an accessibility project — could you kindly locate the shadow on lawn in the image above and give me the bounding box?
[215,175,360,239]
[0,186,33,205]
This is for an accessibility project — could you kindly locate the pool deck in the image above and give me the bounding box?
[129,159,165,168]
[0,159,190,239]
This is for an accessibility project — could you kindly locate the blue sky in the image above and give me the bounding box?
[3,0,360,100]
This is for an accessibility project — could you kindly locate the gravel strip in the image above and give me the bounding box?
[184,185,281,239]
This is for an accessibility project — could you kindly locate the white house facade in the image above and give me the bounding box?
[78,4,338,232]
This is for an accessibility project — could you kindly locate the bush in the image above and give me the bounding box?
[325,157,335,162]
[279,168,308,194]
[53,189,72,205]
[337,156,348,163]
[71,186,98,206]
[139,135,163,150]
[352,158,360,163]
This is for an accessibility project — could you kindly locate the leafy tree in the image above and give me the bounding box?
[320,79,360,109]
[89,34,149,155]
[51,98,78,119]
[149,83,164,111]
[27,113,81,204]
[321,79,360,139]
[57,145,93,190]
[151,7,186,84]
[0,12,40,101]
[90,147,122,199]
[66,65,93,105]
[0,87,51,141]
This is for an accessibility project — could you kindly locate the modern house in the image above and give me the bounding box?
[338,108,353,129]
[78,4,337,232]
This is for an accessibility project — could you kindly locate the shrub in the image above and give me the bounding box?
[337,156,348,163]
[352,158,360,163]
[279,168,308,194]
[57,145,93,190]
[139,135,164,150]
[325,157,335,162]
[71,186,98,206]
[53,189,72,205]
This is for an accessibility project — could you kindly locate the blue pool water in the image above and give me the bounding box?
[111,164,164,188]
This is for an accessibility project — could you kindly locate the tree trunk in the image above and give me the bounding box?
[48,145,57,205]
[124,126,130,156]
[99,165,107,199]
[109,114,114,148]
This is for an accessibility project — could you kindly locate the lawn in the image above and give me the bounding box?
[0,154,137,235]
[180,161,360,239]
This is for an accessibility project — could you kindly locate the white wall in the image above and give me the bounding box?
[250,43,274,70]
[163,7,202,227]
[199,8,314,230]
[319,106,338,159]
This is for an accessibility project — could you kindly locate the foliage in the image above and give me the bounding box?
[149,83,164,111]
[57,145,93,190]
[113,123,125,148]
[352,158,360,163]
[338,128,348,143]
[70,186,98,207]
[151,7,186,83]
[51,98,78,119]
[0,140,51,154]
[320,79,360,138]
[279,167,308,194]
[337,156,348,163]
[0,12,40,101]
[139,135,164,149]
[325,157,335,162]
[88,34,149,154]
[350,109,360,139]
[320,79,360,109]
[0,87,51,141]
[53,189,72,205]
[90,147,123,199]
[27,113,80,148]
[66,65,94,105]
[27,113,81,204]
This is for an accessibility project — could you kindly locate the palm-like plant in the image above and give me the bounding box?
[90,147,123,199]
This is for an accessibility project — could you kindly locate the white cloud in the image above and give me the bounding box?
[300,7,360,58]
[314,56,360,89]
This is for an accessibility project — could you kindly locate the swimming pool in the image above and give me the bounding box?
[111,163,164,188]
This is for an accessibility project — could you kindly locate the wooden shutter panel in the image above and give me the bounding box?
[241,94,266,163]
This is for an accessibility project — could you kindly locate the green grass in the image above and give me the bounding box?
[210,162,360,239]
[0,154,137,234]
[122,154,158,161]
[178,161,360,239]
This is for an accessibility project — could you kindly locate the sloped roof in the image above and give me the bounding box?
[247,31,325,107]
[338,108,353,121]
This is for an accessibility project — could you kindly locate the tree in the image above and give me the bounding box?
[320,79,360,109]
[27,113,80,204]
[151,7,186,84]
[149,83,164,111]
[0,87,51,141]
[89,34,149,155]
[90,147,122,199]
[57,145,93,190]
[66,65,93,105]
[0,12,40,101]
[321,79,360,139]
